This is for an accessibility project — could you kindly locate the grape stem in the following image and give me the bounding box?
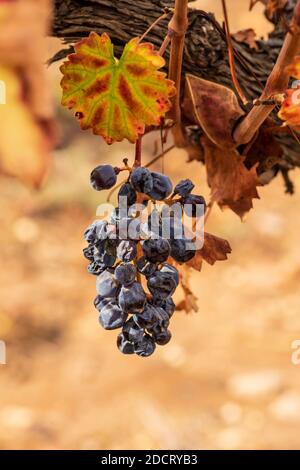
[221,0,248,105]
[167,0,189,147]
[234,0,300,145]
[138,8,172,44]
[134,136,142,168]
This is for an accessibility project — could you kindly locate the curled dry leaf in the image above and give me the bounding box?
[177,266,198,314]
[249,0,288,18]
[203,136,260,219]
[187,232,232,272]
[60,32,176,144]
[0,0,55,188]
[232,29,258,50]
[184,74,245,149]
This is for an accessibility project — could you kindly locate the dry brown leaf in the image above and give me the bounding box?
[0,0,55,187]
[203,136,260,219]
[177,266,199,314]
[249,0,288,18]
[187,232,232,272]
[243,120,283,175]
[184,74,245,149]
[232,29,258,50]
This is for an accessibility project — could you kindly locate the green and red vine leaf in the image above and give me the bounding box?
[60,32,176,144]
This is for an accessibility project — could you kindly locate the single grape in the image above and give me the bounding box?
[99,301,128,330]
[182,194,206,217]
[134,334,156,357]
[118,182,137,206]
[119,282,147,314]
[115,263,136,286]
[122,317,144,344]
[84,220,107,244]
[147,272,177,300]
[173,179,195,198]
[117,332,135,355]
[142,238,170,263]
[90,165,117,191]
[96,270,120,298]
[117,240,137,262]
[88,261,106,275]
[93,240,117,268]
[146,172,173,201]
[130,167,153,194]
[170,238,196,263]
[152,328,172,346]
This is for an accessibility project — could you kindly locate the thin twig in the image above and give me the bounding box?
[134,136,142,167]
[234,0,300,145]
[221,0,248,105]
[138,9,172,43]
[145,145,175,168]
[159,33,172,56]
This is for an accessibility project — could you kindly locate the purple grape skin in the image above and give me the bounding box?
[134,303,169,330]
[115,263,136,286]
[90,165,117,191]
[151,327,172,346]
[96,270,120,298]
[99,301,128,330]
[154,298,176,318]
[147,272,178,300]
[136,257,157,278]
[117,240,137,262]
[142,238,170,263]
[173,179,195,198]
[130,167,153,194]
[146,172,173,201]
[117,333,135,355]
[83,220,108,244]
[87,261,106,275]
[134,334,156,357]
[159,263,179,285]
[182,194,207,217]
[170,238,196,263]
[122,318,144,344]
[118,183,137,206]
[118,282,147,314]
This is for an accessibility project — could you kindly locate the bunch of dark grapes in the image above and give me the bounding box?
[83,163,206,357]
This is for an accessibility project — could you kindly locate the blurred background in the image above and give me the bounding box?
[0,0,300,450]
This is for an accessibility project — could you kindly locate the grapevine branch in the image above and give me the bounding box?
[53,0,300,169]
[234,0,300,144]
[167,0,189,147]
